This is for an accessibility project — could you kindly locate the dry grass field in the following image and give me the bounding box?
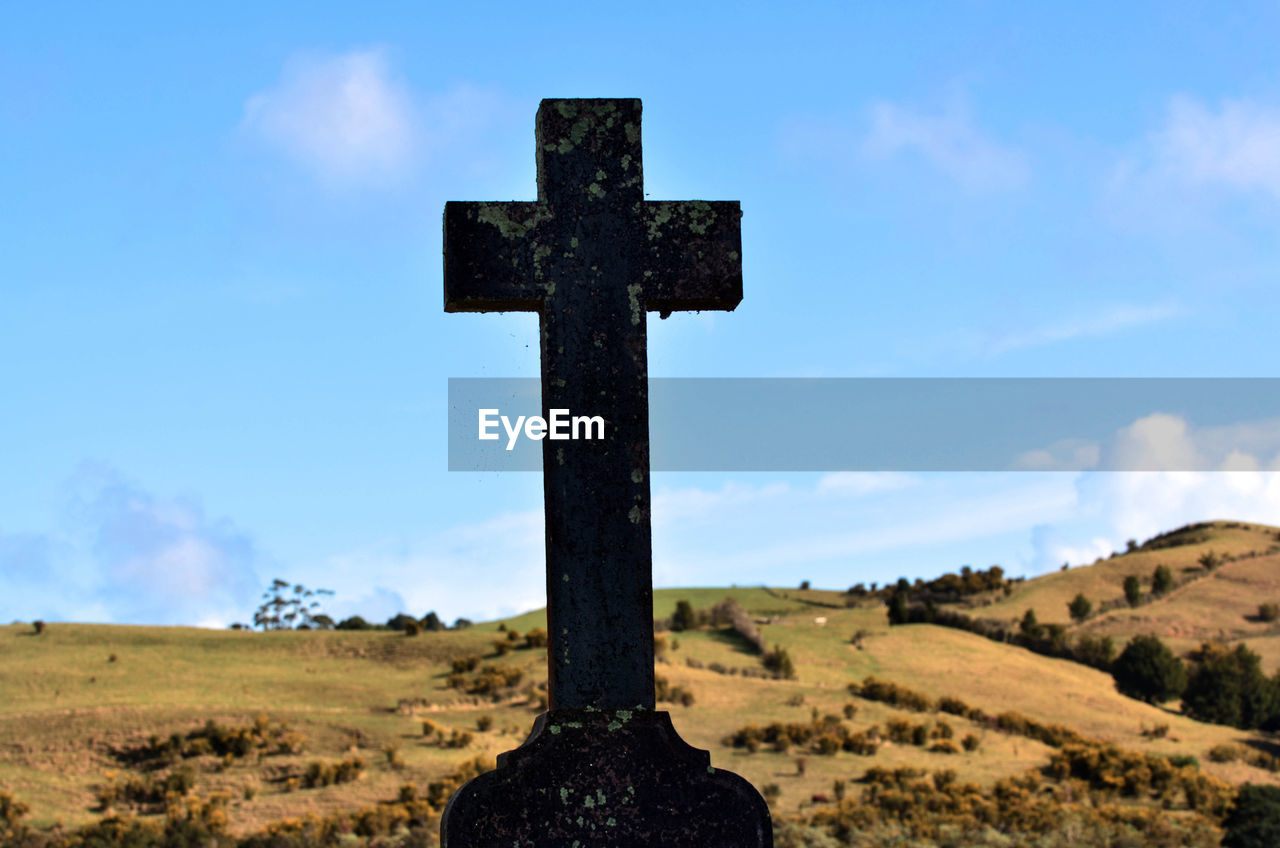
[3,521,1280,844]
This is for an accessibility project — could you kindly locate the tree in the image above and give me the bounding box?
[1223,784,1280,848]
[886,590,909,625]
[420,612,445,632]
[1199,550,1221,570]
[1067,593,1092,622]
[1019,609,1041,639]
[1183,642,1280,730]
[386,613,417,631]
[670,600,697,632]
[1112,634,1186,704]
[1151,564,1174,596]
[336,615,372,631]
[1075,634,1116,669]
[253,579,334,631]
[1123,575,1141,607]
[311,614,335,630]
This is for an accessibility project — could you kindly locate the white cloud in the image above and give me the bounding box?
[0,464,263,626]
[861,97,1029,191]
[653,481,791,521]
[241,48,416,186]
[982,302,1182,357]
[815,472,918,497]
[1147,95,1280,198]
[1106,94,1280,230]
[1075,470,1280,556]
[1015,439,1102,472]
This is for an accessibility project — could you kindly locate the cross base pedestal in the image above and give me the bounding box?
[441,708,772,847]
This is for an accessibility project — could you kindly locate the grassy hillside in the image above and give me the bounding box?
[3,522,1280,846]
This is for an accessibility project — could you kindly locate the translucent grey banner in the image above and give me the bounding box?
[447,378,1280,472]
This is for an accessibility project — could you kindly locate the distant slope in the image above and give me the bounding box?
[4,520,1280,840]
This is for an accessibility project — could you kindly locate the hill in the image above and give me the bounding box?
[3,522,1280,846]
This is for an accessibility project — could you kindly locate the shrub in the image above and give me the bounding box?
[1152,564,1174,595]
[302,756,366,788]
[336,615,371,630]
[1068,593,1092,622]
[1183,642,1280,729]
[447,663,524,698]
[476,715,493,732]
[655,674,696,706]
[1208,744,1244,763]
[711,598,765,653]
[1199,550,1221,570]
[1019,608,1040,639]
[1124,575,1142,607]
[1112,634,1186,704]
[762,646,796,679]
[32,620,45,635]
[1223,784,1280,848]
[1258,603,1280,623]
[386,613,417,631]
[1075,634,1117,669]
[961,733,980,751]
[451,655,481,674]
[403,619,420,636]
[852,676,933,712]
[929,739,960,754]
[523,627,548,648]
[671,600,698,632]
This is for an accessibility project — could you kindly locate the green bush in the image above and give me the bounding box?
[1019,608,1040,639]
[1124,574,1142,606]
[1183,642,1280,729]
[1152,564,1174,595]
[1067,593,1092,622]
[1223,784,1280,848]
[762,646,796,680]
[671,599,698,632]
[1258,603,1280,623]
[1112,634,1186,704]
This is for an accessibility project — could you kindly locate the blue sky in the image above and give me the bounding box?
[3,1,1280,627]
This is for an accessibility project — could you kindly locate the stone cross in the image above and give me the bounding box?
[441,99,771,846]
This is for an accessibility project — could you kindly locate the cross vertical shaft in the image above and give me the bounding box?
[445,99,743,710]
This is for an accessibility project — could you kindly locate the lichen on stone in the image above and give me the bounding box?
[626,283,643,326]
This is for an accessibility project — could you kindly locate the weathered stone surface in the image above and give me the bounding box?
[441,710,770,848]
[442,98,769,846]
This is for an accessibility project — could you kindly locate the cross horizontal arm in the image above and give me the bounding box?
[641,200,743,313]
[444,201,556,313]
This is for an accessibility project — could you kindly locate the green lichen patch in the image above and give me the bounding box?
[626,283,643,326]
[646,203,673,242]
[477,204,549,241]
[686,200,717,235]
